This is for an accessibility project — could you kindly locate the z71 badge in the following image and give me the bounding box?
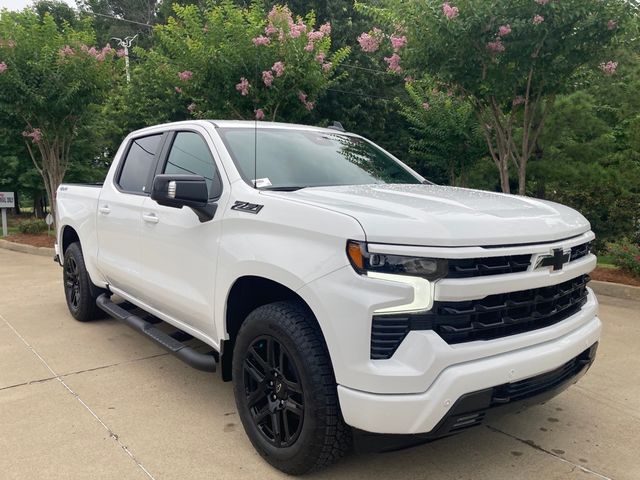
[231,200,264,214]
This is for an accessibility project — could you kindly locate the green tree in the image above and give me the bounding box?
[0,10,118,221]
[399,76,487,185]
[114,1,349,131]
[357,0,632,194]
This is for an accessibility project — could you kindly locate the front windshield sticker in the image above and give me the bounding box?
[254,177,272,188]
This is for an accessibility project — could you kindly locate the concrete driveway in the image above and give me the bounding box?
[1,247,639,480]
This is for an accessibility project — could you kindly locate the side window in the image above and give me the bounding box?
[164,132,220,198]
[118,134,163,194]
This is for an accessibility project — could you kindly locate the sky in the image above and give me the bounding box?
[0,0,76,11]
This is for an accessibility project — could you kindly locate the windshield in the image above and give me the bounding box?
[217,127,422,189]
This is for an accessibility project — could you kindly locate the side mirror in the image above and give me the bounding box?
[151,174,216,222]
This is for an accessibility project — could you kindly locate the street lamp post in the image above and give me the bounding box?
[111,35,138,83]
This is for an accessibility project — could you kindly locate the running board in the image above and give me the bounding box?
[96,294,216,372]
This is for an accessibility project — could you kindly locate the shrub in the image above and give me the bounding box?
[17,218,47,234]
[607,239,640,278]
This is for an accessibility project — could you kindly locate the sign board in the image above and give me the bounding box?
[0,192,15,208]
[45,213,54,226]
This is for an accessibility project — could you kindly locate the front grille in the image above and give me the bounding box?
[570,242,591,262]
[447,254,531,278]
[370,274,590,359]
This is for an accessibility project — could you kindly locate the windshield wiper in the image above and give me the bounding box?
[259,186,308,191]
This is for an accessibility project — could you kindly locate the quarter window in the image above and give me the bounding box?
[118,134,163,194]
[164,132,219,198]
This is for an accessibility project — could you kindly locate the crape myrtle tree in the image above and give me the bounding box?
[0,10,117,222]
[356,0,630,194]
[120,1,349,128]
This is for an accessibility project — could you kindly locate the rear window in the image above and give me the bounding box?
[118,134,163,194]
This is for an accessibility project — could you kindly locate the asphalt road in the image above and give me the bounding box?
[1,248,639,480]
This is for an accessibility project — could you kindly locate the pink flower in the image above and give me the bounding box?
[487,39,505,53]
[101,44,113,55]
[322,62,332,72]
[187,103,197,113]
[357,28,382,53]
[513,95,525,106]
[316,52,326,63]
[174,86,182,94]
[290,21,307,38]
[384,53,402,73]
[533,15,545,25]
[607,20,617,30]
[498,25,511,37]
[59,45,74,57]
[404,76,414,83]
[116,49,126,58]
[600,61,618,76]
[265,24,278,35]
[272,61,285,77]
[22,128,42,143]
[535,0,549,4]
[252,35,270,46]
[304,101,315,111]
[178,70,193,81]
[0,62,7,74]
[390,35,407,51]
[422,102,430,110]
[298,91,308,103]
[319,23,331,35]
[255,108,265,120]
[307,30,324,42]
[236,77,250,96]
[442,2,459,20]
[262,70,274,87]
[304,42,314,52]
[268,5,293,25]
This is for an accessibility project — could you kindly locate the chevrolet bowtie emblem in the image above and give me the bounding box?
[536,248,571,271]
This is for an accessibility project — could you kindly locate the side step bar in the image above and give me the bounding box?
[96,294,216,372]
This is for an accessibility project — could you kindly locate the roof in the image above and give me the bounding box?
[129,119,347,136]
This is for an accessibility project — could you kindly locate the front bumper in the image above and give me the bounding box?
[353,342,597,452]
[337,313,601,434]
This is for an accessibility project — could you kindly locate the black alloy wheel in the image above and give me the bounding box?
[243,336,304,447]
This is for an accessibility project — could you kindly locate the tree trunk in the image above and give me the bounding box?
[518,163,527,196]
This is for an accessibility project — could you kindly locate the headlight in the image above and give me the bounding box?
[346,240,448,280]
[347,240,448,314]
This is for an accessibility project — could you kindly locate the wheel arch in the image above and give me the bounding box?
[61,224,80,254]
[221,275,329,382]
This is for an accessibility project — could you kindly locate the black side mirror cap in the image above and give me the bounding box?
[151,174,216,222]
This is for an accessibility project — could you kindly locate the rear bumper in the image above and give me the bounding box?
[338,314,601,435]
[353,342,597,452]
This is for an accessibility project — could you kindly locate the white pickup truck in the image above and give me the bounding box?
[55,120,600,474]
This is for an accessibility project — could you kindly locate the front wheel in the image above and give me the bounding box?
[63,242,102,322]
[232,301,351,474]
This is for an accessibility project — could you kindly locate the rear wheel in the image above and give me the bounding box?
[63,242,102,322]
[232,301,351,474]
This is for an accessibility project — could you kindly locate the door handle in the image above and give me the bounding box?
[98,205,111,215]
[142,213,159,224]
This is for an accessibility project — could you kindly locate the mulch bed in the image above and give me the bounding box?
[591,267,640,287]
[4,233,55,248]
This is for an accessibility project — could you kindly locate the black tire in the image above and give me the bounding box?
[63,242,102,322]
[232,301,352,475]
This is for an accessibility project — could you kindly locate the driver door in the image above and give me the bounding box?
[138,128,227,340]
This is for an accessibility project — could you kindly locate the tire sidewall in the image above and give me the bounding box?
[63,243,97,321]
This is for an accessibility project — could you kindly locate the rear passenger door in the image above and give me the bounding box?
[97,133,165,298]
[138,129,227,340]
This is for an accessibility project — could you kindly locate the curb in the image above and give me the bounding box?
[590,280,640,302]
[0,239,55,258]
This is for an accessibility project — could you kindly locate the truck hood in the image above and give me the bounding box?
[271,184,590,247]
